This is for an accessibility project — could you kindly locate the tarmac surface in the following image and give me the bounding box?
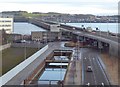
[81,48,110,86]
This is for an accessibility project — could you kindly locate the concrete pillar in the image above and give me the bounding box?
[109,43,119,57]
[98,41,103,49]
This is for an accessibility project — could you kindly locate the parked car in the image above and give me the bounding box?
[21,40,26,43]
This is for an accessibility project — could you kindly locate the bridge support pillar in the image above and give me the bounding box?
[109,43,119,57]
[98,41,103,49]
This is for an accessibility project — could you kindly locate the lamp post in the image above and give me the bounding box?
[96,27,102,53]
[37,39,40,50]
[24,40,26,60]
[107,18,109,37]
[99,28,101,37]
[116,23,118,38]
[22,35,26,60]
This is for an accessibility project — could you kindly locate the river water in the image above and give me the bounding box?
[14,22,119,35]
[65,23,118,33]
[14,22,46,35]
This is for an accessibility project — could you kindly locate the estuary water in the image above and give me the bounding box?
[65,23,118,33]
[14,22,119,35]
[14,22,46,35]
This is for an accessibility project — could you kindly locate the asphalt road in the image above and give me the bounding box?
[81,48,110,86]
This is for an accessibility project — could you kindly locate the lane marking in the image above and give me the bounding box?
[88,55,97,85]
[101,82,104,86]
[96,57,110,85]
[86,83,90,86]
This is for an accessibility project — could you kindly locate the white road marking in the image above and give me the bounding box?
[89,56,97,85]
[101,82,104,86]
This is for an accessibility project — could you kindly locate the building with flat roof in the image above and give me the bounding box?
[0,14,13,34]
[31,31,60,42]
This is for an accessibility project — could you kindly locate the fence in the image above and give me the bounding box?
[11,43,45,48]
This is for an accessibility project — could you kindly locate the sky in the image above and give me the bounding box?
[0,0,119,15]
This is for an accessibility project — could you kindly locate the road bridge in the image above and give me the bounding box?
[28,18,120,57]
[60,26,119,57]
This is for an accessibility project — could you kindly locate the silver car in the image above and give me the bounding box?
[86,65,92,72]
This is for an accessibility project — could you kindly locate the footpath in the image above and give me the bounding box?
[64,48,81,85]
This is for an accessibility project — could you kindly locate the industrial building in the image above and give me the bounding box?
[31,31,60,42]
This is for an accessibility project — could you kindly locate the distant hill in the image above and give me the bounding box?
[1,11,118,23]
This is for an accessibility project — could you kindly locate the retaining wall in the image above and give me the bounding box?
[0,45,48,86]
[0,43,11,51]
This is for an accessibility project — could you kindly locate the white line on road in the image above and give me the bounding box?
[96,57,110,85]
[89,56,97,85]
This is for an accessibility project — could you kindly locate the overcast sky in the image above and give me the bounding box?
[0,0,119,15]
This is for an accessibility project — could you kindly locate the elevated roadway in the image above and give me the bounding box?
[60,24,120,57]
[28,18,119,56]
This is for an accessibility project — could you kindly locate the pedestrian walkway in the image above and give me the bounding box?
[64,60,81,85]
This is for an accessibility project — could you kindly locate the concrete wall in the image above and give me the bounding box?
[11,42,45,48]
[0,43,11,51]
[0,45,48,86]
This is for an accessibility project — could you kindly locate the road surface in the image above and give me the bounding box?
[81,48,110,86]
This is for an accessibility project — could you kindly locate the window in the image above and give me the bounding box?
[1,25,11,27]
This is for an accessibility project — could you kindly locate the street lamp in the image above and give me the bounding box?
[107,18,109,37]
[96,27,102,54]
[24,40,26,60]
[116,23,118,38]
[37,39,40,50]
